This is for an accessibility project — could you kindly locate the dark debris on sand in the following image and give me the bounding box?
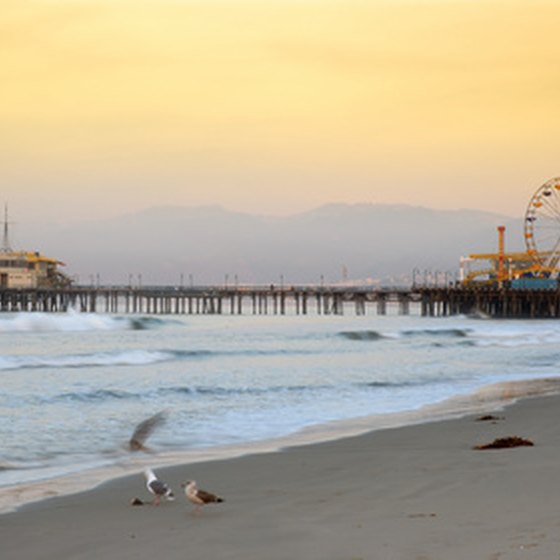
[476,414,504,422]
[473,436,534,450]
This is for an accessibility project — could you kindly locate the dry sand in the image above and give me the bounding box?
[2,390,560,559]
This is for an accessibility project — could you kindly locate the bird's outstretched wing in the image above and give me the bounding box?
[129,410,167,451]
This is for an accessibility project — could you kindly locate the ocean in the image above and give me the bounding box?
[1,305,559,502]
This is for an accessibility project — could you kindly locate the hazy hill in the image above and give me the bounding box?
[13,204,524,286]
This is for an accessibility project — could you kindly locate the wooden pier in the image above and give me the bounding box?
[0,285,417,316]
[419,286,560,319]
[0,285,559,318]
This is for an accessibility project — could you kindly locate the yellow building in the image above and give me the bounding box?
[0,207,69,289]
[0,250,69,288]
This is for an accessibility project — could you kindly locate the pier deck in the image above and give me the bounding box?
[0,285,417,316]
[0,285,559,318]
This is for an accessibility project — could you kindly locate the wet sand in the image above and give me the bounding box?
[2,387,560,559]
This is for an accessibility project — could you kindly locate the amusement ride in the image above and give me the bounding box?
[461,177,560,286]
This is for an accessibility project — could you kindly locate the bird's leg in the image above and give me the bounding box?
[153,495,161,506]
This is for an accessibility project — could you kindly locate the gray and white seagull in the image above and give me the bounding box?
[144,468,175,506]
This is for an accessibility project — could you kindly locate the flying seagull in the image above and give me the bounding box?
[182,480,224,513]
[129,411,167,452]
[144,468,175,506]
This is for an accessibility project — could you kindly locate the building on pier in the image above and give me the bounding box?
[0,206,70,289]
[0,251,70,289]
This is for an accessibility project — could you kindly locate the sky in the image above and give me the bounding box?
[2,0,560,225]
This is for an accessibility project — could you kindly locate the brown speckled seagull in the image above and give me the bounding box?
[181,480,224,513]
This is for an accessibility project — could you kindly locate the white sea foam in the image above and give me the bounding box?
[0,309,127,333]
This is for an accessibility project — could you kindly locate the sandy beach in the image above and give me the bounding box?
[2,389,560,560]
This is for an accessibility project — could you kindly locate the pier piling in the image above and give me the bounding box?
[0,285,558,318]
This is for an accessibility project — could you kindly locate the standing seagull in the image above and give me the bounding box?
[182,480,224,514]
[144,468,175,506]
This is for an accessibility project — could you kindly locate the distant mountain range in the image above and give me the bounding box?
[14,204,525,286]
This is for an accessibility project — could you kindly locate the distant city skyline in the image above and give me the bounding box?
[2,1,559,225]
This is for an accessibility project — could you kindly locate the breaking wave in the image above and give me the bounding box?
[338,330,385,341]
[0,346,318,373]
[0,311,169,333]
[401,328,471,338]
[0,349,206,371]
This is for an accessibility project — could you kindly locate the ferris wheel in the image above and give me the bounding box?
[524,177,560,271]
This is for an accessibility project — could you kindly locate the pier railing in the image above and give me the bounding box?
[0,285,559,318]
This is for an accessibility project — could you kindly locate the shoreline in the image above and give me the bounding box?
[3,380,560,558]
[2,375,560,516]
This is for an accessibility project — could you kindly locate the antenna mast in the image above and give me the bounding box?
[2,204,12,253]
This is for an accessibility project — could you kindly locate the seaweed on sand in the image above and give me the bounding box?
[473,436,534,450]
[476,414,504,422]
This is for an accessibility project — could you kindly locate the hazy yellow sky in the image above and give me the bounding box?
[1,0,559,223]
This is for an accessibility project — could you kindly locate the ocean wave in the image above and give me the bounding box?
[466,326,560,348]
[120,316,174,330]
[154,375,464,401]
[361,376,452,388]
[0,458,50,472]
[0,311,171,333]
[0,347,319,373]
[54,389,137,402]
[364,380,420,388]
[401,328,471,338]
[0,349,210,372]
[39,383,327,405]
[157,384,324,398]
[338,330,385,341]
